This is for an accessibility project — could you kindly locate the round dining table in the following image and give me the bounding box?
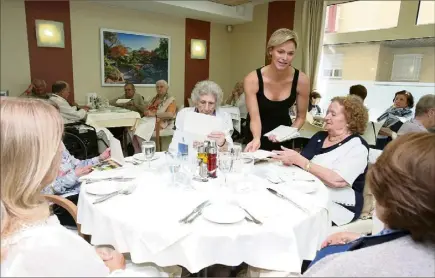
[77,152,331,274]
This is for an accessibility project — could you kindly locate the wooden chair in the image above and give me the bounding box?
[153,104,183,151]
[43,194,85,239]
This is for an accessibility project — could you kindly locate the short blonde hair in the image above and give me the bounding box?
[331,95,368,134]
[0,98,64,233]
[266,28,299,60]
[191,80,223,107]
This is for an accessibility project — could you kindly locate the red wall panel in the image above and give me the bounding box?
[25,0,75,102]
[184,18,211,107]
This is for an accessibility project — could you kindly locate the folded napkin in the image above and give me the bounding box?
[264,125,300,142]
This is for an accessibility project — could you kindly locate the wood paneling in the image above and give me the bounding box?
[184,18,211,107]
[25,0,75,102]
[265,0,296,64]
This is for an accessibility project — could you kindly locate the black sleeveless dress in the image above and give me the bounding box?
[244,67,298,151]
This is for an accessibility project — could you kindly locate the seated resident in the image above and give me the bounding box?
[20,78,50,99]
[225,81,247,120]
[376,90,414,149]
[273,95,369,226]
[49,81,89,124]
[109,83,146,114]
[169,80,233,153]
[397,94,435,136]
[308,90,322,116]
[132,80,176,153]
[0,97,181,277]
[304,133,435,277]
[348,84,367,102]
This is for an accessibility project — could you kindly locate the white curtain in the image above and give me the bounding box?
[301,0,326,91]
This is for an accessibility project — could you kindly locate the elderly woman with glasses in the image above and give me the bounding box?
[168,80,233,153]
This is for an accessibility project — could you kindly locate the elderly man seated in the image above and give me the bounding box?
[132,80,176,153]
[397,94,435,136]
[169,80,233,153]
[49,81,89,124]
[110,82,146,114]
[21,79,50,99]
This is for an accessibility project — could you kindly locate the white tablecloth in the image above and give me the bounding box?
[86,109,141,128]
[220,106,241,133]
[77,154,331,273]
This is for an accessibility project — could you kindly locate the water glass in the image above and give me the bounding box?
[166,152,181,186]
[142,140,156,170]
[218,151,234,189]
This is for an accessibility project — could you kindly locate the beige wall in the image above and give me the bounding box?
[324,0,435,45]
[292,0,304,70]
[0,0,30,96]
[376,46,435,83]
[323,43,380,81]
[69,1,185,105]
[336,1,401,33]
[229,3,268,89]
[209,23,232,100]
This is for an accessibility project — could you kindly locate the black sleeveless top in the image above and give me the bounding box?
[245,67,299,151]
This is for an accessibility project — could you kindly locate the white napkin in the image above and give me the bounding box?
[264,125,300,142]
[78,168,137,181]
[249,150,275,160]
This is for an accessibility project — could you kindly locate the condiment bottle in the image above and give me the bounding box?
[197,145,208,164]
[207,147,217,178]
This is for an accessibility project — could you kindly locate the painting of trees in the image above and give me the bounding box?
[101,29,170,86]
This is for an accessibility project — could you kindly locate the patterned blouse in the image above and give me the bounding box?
[42,145,100,197]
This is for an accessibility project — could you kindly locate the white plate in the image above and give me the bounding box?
[86,181,120,195]
[133,153,160,162]
[202,203,245,224]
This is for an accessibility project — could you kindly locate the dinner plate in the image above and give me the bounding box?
[202,203,245,224]
[132,153,160,162]
[86,181,120,195]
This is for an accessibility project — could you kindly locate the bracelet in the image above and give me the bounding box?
[304,160,312,172]
[218,139,226,147]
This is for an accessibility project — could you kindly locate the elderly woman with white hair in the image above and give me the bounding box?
[168,80,233,153]
[132,80,176,153]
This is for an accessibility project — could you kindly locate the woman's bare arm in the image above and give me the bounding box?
[292,72,310,129]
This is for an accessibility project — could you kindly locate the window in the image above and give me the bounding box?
[321,54,343,79]
[391,54,423,82]
[325,1,401,33]
[417,0,435,25]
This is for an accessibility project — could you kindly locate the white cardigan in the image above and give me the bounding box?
[168,107,233,153]
[49,94,87,124]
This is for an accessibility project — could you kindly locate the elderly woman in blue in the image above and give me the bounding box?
[42,143,111,226]
[169,80,233,153]
[273,95,369,226]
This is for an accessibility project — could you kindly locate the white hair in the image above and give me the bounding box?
[190,80,223,106]
[156,80,168,88]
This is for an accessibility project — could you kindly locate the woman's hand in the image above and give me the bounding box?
[75,165,93,177]
[99,148,111,161]
[379,127,393,137]
[95,247,126,273]
[245,138,260,152]
[321,232,362,249]
[267,134,279,143]
[208,131,226,147]
[272,146,306,166]
[144,110,156,117]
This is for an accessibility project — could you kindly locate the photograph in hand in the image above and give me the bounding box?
[92,159,122,171]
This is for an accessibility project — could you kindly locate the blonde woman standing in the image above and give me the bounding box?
[244,28,310,152]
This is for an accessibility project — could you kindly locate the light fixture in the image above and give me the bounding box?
[190,39,207,59]
[35,20,65,48]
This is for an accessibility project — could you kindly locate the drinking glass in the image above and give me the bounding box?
[142,140,156,170]
[166,152,181,186]
[218,151,234,189]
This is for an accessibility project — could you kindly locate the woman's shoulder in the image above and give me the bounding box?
[304,236,434,277]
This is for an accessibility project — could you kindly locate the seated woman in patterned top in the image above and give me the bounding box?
[132,80,176,153]
[273,95,369,226]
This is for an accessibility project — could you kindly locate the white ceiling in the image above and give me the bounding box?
[90,0,272,25]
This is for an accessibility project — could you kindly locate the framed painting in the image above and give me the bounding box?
[100,28,170,87]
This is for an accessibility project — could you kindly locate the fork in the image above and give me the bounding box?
[238,205,262,225]
[93,184,137,204]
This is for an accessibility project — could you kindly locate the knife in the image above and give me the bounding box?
[266,188,309,213]
[179,200,210,223]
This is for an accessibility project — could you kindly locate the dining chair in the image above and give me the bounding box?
[43,194,85,240]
